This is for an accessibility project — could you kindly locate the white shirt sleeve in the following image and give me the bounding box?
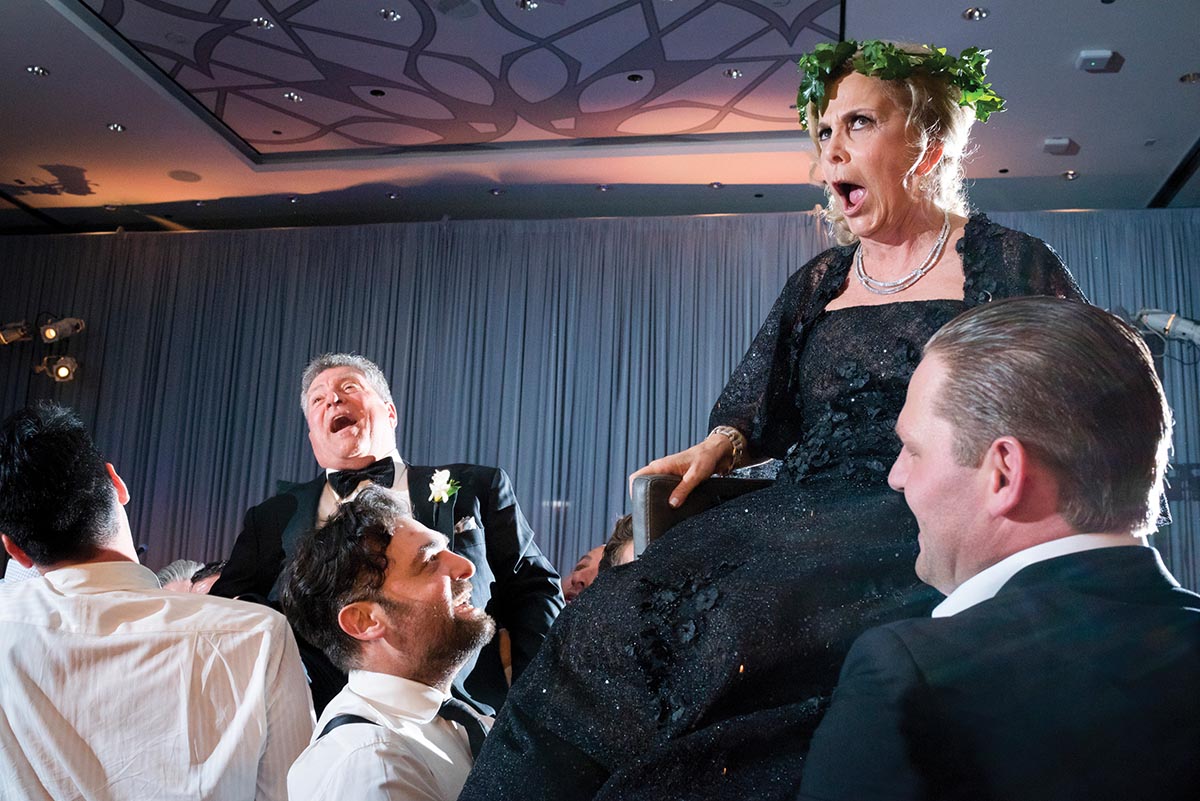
[290,737,450,801]
[257,619,317,801]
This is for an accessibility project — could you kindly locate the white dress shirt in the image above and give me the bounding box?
[0,561,315,801]
[317,449,407,523]
[288,670,489,801]
[933,533,1148,617]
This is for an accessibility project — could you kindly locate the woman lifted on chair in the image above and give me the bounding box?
[462,41,1084,801]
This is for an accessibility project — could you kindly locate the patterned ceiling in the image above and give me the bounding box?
[78,0,841,159]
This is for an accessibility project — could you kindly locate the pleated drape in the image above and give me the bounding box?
[1,209,1196,587]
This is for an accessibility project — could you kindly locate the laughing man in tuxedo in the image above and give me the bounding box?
[799,298,1200,801]
[212,353,564,714]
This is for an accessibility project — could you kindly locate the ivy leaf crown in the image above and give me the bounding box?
[795,40,1006,130]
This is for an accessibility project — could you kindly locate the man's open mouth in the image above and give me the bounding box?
[330,414,356,434]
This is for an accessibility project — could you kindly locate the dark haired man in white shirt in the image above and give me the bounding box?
[0,401,314,801]
[283,486,494,801]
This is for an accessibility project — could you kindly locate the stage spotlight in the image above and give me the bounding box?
[40,317,85,343]
[0,320,31,345]
[35,356,79,382]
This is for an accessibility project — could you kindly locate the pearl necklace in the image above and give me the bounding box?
[854,212,951,295]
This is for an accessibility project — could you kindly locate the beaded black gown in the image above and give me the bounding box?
[459,215,1084,801]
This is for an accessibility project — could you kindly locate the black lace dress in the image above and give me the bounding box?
[459,215,1084,801]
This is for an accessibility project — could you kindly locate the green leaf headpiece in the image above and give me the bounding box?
[795,40,1006,129]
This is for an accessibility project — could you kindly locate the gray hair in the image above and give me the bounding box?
[299,353,394,412]
[156,559,205,588]
[925,297,1172,536]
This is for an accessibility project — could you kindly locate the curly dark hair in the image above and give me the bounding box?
[599,514,633,572]
[280,487,407,671]
[0,402,119,566]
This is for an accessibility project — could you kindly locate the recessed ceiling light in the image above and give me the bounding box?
[25,65,49,77]
[709,182,724,189]
[104,205,118,211]
[627,73,644,82]
[1180,72,1200,84]
[378,8,402,21]
[386,191,399,199]
[251,17,275,29]
[998,168,1010,174]
[288,196,299,203]
[596,184,610,192]
[283,91,303,102]
[754,193,765,198]
[194,200,206,207]
[1062,170,1079,181]
[516,0,539,9]
[723,68,743,79]
[489,188,505,196]
[107,122,126,132]
[962,7,989,20]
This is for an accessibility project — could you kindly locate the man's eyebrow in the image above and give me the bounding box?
[411,534,450,567]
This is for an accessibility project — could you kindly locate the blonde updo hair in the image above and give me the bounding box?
[806,43,976,245]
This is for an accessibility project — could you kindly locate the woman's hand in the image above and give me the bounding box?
[628,433,734,508]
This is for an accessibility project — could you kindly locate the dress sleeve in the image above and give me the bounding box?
[1014,234,1087,301]
[961,216,1087,305]
[708,253,836,461]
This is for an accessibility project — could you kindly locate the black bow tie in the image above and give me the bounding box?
[329,457,396,498]
[437,697,488,758]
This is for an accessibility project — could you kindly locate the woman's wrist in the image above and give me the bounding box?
[708,426,746,473]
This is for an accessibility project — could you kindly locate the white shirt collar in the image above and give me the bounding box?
[932,533,1148,618]
[41,561,161,594]
[346,669,449,724]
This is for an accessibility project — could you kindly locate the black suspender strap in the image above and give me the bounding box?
[317,713,378,740]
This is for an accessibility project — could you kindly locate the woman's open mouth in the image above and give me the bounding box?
[834,182,866,215]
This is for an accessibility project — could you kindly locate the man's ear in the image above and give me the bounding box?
[338,601,387,643]
[387,402,398,430]
[1,534,35,569]
[105,463,129,506]
[981,437,1029,518]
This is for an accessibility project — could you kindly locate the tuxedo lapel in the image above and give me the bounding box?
[408,463,457,542]
[268,475,325,601]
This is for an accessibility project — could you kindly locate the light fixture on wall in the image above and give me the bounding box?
[39,317,86,343]
[35,356,78,383]
[0,320,31,345]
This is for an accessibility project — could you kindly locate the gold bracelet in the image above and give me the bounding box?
[709,425,746,473]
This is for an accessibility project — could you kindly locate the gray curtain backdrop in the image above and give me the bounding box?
[1,209,1196,588]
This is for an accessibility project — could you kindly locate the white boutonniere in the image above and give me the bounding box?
[428,469,461,504]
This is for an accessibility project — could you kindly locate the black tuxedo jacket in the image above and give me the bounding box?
[211,462,564,714]
[799,546,1200,801]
